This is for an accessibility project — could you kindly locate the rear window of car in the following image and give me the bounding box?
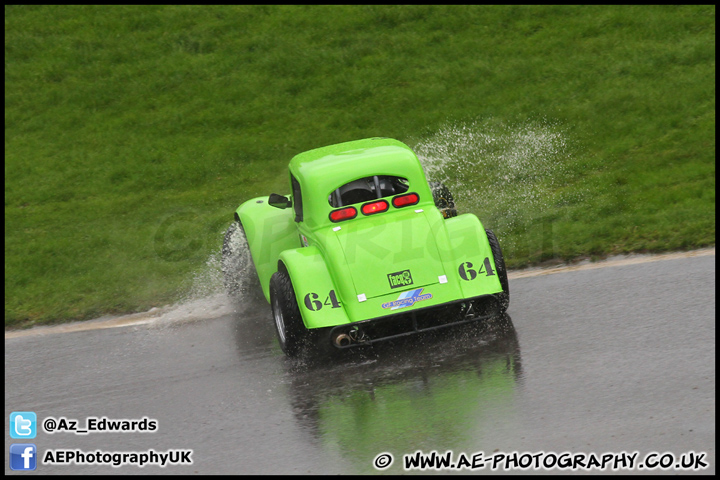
[328,175,410,207]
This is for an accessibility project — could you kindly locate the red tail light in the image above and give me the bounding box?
[392,192,420,208]
[329,206,357,222]
[361,200,389,216]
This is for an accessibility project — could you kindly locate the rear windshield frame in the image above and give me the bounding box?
[328,175,410,208]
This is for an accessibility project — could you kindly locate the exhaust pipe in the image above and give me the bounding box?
[334,333,352,348]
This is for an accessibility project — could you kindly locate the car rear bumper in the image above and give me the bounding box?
[328,293,502,349]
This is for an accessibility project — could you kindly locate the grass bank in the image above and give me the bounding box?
[5,5,715,328]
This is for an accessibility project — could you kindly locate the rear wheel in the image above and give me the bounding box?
[269,269,307,356]
[486,229,510,313]
[429,181,457,218]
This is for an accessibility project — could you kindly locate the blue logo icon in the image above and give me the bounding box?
[10,444,37,470]
[10,412,37,439]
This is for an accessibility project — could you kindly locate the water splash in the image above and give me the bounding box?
[414,118,575,232]
[141,250,236,329]
[187,250,226,300]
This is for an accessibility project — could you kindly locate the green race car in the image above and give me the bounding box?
[222,137,509,356]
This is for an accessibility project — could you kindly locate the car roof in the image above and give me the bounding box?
[288,138,424,197]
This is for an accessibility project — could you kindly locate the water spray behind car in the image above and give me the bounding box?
[414,117,582,258]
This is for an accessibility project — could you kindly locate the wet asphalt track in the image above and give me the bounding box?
[4,251,715,474]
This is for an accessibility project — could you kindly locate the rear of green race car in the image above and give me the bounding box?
[280,207,507,348]
[229,138,509,355]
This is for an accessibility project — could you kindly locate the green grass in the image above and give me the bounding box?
[5,5,715,329]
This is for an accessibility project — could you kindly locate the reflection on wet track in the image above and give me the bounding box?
[285,315,521,473]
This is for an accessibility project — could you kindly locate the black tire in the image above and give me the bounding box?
[486,229,510,313]
[429,181,457,218]
[221,221,262,299]
[269,269,307,356]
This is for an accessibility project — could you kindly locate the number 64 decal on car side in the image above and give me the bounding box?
[458,258,496,281]
[304,290,341,311]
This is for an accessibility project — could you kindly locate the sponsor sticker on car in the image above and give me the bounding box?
[381,288,432,310]
[387,269,414,289]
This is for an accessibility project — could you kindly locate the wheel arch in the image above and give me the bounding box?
[278,247,351,329]
[438,213,504,299]
[235,196,299,302]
